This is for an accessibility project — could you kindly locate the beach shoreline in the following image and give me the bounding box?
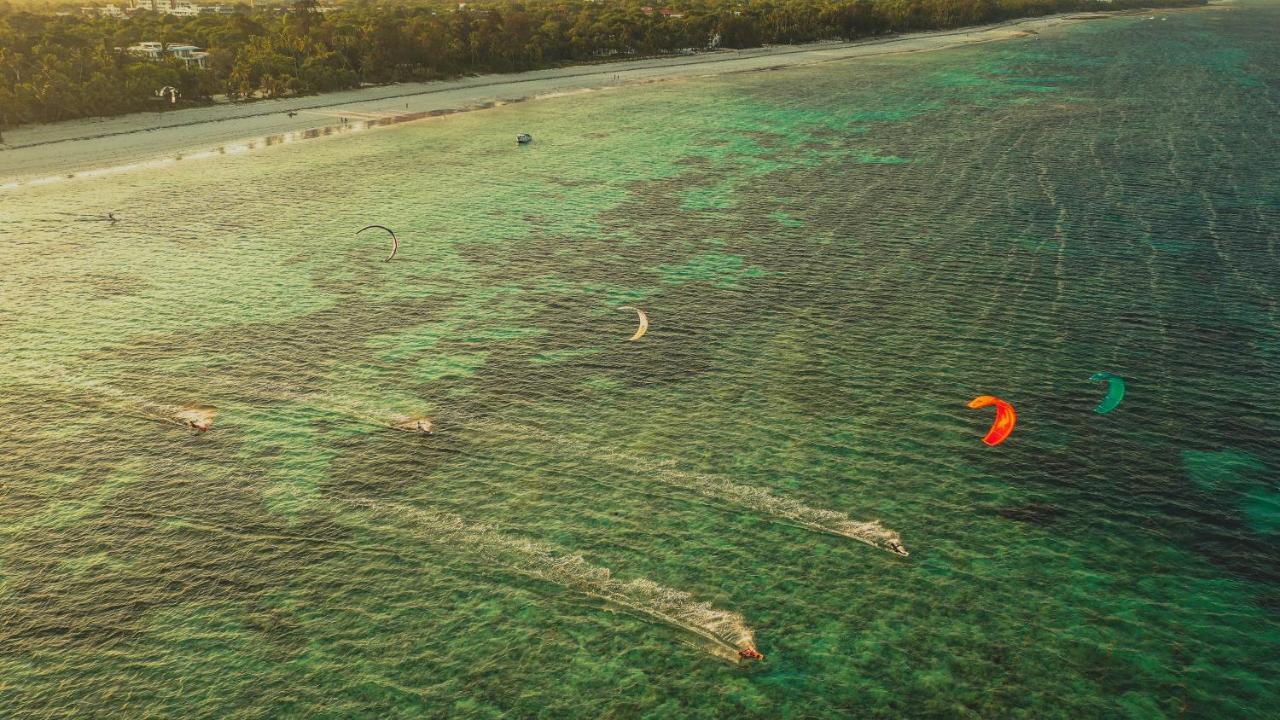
[0,7,1216,189]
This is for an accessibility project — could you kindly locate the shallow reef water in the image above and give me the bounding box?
[1,4,1278,718]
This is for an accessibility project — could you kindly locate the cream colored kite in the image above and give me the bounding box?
[619,306,648,341]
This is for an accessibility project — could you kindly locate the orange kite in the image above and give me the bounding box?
[968,395,1017,446]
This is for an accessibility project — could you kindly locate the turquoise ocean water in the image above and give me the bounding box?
[1,4,1278,718]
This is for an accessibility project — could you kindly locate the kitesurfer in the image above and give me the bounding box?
[187,419,210,433]
[888,541,909,557]
[738,648,764,661]
[416,420,433,434]
[74,212,118,222]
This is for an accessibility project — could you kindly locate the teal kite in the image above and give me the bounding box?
[1089,372,1126,414]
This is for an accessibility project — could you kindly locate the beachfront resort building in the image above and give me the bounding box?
[166,45,209,68]
[82,1,234,16]
[83,4,128,16]
[126,42,210,69]
[138,0,201,15]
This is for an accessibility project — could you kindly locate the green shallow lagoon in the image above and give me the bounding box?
[2,4,1280,718]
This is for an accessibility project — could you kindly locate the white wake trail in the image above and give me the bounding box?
[11,360,212,429]
[353,499,758,662]
[471,421,909,556]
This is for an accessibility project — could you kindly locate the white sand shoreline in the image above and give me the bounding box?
[0,9,1198,189]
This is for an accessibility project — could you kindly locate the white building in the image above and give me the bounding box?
[132,0,204,15]
[81,4,127,16]
[79,0,219,15]
[126,42,209,69]
[167,45,209,68]
[127,41,165,59]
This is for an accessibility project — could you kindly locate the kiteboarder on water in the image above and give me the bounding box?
[738,648,764,661]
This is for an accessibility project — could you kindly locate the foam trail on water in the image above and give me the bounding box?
[353,499,757,662]
[13,365,902,555]
[662,468,906,554]
[190,378,429,433]
[472,421,908,555]
[10,360,206,428]
[298,392,429,431]
[230,383,433,433]
[55,446,755,662]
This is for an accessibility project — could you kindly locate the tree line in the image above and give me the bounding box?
[0,0,1204,130]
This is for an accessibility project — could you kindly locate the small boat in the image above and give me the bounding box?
[516,133,533,145]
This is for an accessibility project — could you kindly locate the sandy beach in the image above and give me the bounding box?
[0,10,1185,189]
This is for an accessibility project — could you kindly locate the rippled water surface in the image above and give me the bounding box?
[2,5,1279,718]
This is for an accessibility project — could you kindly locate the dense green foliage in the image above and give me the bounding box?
[0,0,1203,129]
